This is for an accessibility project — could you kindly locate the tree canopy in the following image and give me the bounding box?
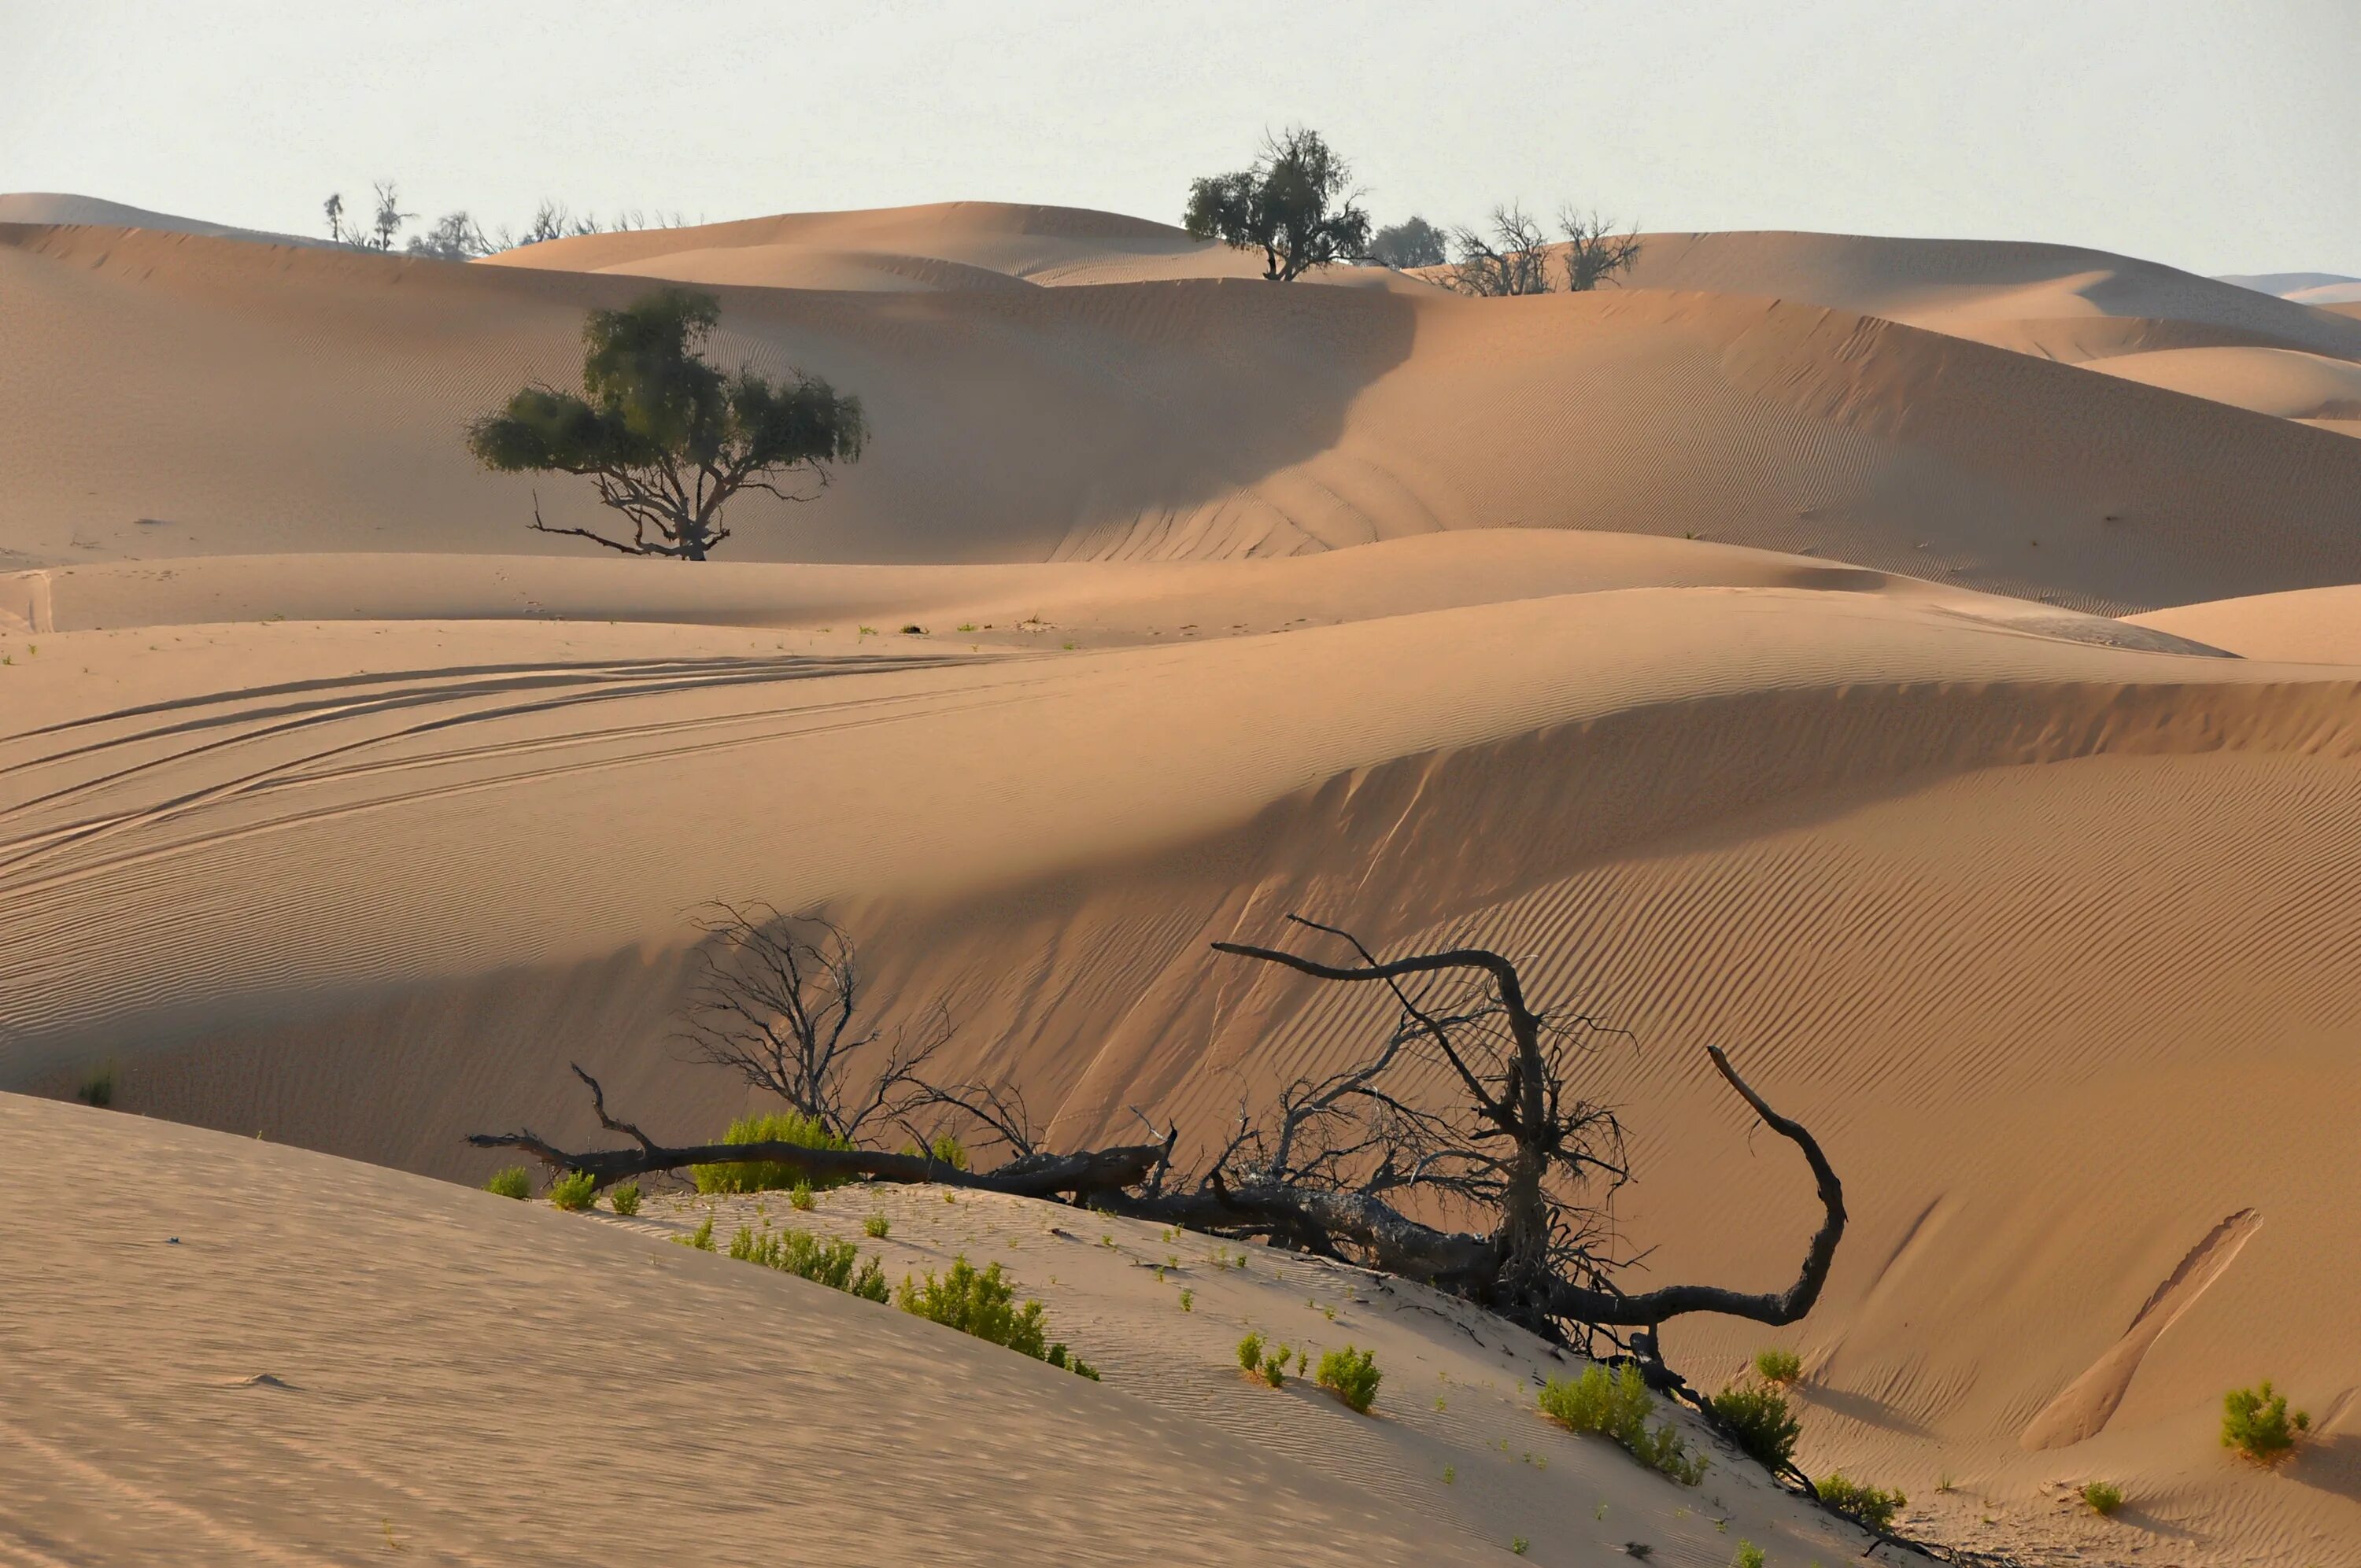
[1368,216,1448,270]
[1183,128,1372,282]
[466,287,866,560]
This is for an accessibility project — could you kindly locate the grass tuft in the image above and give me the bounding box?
[76,1064,116,1109]
[2221,1380,2310,1464]
[1317,1345,1382,1413]
[1539,1363,1707,1485]
[2080,1481,2123,1516]
[675,1215,716,1250]
[1708,1382,1801,1471]
[1815,1473,1906,1533]
[548,1171,598,1211]
[692,1111,852,1194]
[1753,1345,1804,1385]
[483,1166,533,1201]
[608,1180,641,1216]
[863,1212,891,1238]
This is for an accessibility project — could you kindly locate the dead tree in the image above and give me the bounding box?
[473,913,1844,1352]
[1558,208,1643,290]
[1442,205,1555,297]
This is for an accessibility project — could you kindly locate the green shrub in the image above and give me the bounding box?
[1753,1346,1804,1386]
[1815,1473,1905,1533]
[1511,1538,1528,1556]
[1709,1382,1802,1471]
[1261,1344,1291,1389]
[1238,1331,1266,1374]
[2221,1381,2310,1463]
[692,1112,852,1194]
[863,1212,890,1238]
[900,1131,970,1171]
[1179,1288,1195,1312]
[76,1064,116,1109]
[788,1179,816,1212]
[675,1215,716,1250]
[548,1171,598,1211]
[483,1166,533,1201]
[608,1180,641,1216]
[2080,1481,2123,1516]
[1047,1343,1102,1381]
[892,1257,1088,1373]
[1317,1345,1382,1413]
[1539,1363,1708,1485]
[1732,1544,1765,1568]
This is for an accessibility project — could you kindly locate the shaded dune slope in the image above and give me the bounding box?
[7,224,2361,611]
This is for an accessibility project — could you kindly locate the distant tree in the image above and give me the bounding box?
[407,211,493,260]
[323,180,414,251]
[1558,208,1643,291]
[1183,127,1372,282]
[465,286,866,560]
[1439,205,1643,297]
[1368,216,1448,270]
[1443,205,1554,297]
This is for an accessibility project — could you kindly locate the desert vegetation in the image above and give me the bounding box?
[1539,1363,1707,1485]
[476,913,1847,1385]
[1183,127,1372,282]
[897,1256,1098,1378]
[483,1165,532,1200]
[2220,1380,2310,1463]
[466,290,866,560]
[2081,1480,2124,1516]
[1367,216,1447,269]
[1438,205,1642,296]
[1812,1473,1905,1533]
[726,1221,889,1301]
[1316,1345,1382,1413]
[1706,1382,1801,1474]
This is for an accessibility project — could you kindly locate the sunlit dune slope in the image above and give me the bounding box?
[2081,345,2361,426]
[1618,231,2361,364]
[5,553,2359,1563]
[9,223,2361,611]
[2127,583,2361,662]
[0,1092,1535,1567]
[473,200,1409,289]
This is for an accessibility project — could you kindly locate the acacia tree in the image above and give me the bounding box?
[1368,216,1448,269]
[1183,128,1373,282]
[466,287,866,560]
[475,913,1844,1359]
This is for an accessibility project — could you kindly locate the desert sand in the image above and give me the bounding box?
[6,201,2360,1566]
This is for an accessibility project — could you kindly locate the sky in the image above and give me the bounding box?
[3,0,2353,278]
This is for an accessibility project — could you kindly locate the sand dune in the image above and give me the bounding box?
[2081,345,2361,425]
[10,197,2361,1566]
[9,222,2361,612]
[0,191,324,247]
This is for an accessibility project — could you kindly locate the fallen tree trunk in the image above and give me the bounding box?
[469,1064,1167,1201]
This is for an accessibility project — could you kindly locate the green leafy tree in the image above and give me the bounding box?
[1368,216,1447,269]
[1183,128,1372,282]
[467,287,866,559]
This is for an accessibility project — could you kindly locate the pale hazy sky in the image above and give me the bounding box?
[3,0,2352,277]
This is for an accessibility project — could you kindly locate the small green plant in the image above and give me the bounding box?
[75,1063,116,1109]
[957,622,977,633]
[1814,1474,1905,1533]
[863,1212,890,1238]
[1753,1346,1804,1386]
[1322,1304,1337,1322]
[1238,1331,1265,1373]
[896,1256,1092,1374]
[1317,1345,1382,1413]
[608,1180,641,1216]
[900,1131,969,1171]
[1262,1344,1291,1388]
[729,1223,881,1296]
[692,1111,852,1194]
[1511,1538,1529,1556]
[1179,1289,1195,1312]
[1708,1382,1802,1471]
[1733,1544,1765,1568]
[548,1171,599,1211]
[788,1179,816,1212]
[1046,1343,1101,1381]
[1443,1463,1455,1484]
[483,1166,533,1200]
[676,1215,716,1250]
[1539,1363,1707,1485]
[2080,1481,2123,1516]
[1435,1396,1448,1411]
[2221,1380,2310,1464]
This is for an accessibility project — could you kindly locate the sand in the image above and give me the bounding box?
[5,201,2360,1566]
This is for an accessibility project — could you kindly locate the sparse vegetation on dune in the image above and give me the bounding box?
[2221,1381,2309,1463]
[1539,1364,1707,1485]
[693,1112,855,1194]
[1752,1346,1803,1386]
[548,1170,598,1211]
[1814,1473,1905,1533]
[607,1180,641,1216]
[729,1222,888,1301]
[2081,1481,2124,1515]
[483,1166,532,1200]
[897,1256,1096,1378]
[1707,1382,1801,1472]
[74,1063,116,1109]
[1316,1346,1381,1413]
